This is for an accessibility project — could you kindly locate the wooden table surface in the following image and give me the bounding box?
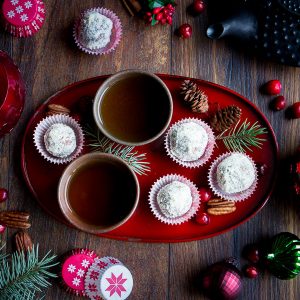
[1,0,300,299]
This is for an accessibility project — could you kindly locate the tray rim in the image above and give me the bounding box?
[21,73,279,243]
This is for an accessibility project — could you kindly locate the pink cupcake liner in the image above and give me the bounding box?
[165,118,215,168]
[33,114,84,165]
[73,7,122,56]
[149,174,200,225]
[208,152,258,202]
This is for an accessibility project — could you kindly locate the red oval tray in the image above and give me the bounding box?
[21,74,278,243]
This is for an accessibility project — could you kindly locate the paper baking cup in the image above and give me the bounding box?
[73,7,122,55]
[149,174,200,225]
[60,248,99,297]
[33,114,84,164]
[208,152,258,202]
[165,118,215,168]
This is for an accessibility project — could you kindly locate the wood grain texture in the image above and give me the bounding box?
[0,0,299,299]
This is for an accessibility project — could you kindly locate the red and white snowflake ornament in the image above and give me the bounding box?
[85,256,133,300]
[1,0,46,37]
[61,248,98,297]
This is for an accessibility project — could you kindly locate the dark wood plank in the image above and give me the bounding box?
[0,0,299,299]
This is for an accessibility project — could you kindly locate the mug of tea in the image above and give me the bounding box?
[93,70,173,146]
[58,152,140,234]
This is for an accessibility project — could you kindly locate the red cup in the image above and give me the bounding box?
[1,0,46,37]
[0,51,25,137]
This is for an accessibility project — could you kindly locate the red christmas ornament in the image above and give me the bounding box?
[199,187,212,202]
[193,0,206,14]
[0,188,8,203]
[202,260,242,300]
[291,102,300,119]
[244,265,259,279]
[272,96,286,111]
[178,23,192,39]
[195,212,210,225]
[264,80,282,95]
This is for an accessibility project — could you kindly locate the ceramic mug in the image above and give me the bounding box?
[58,152,140,234]
[93,69,173,146]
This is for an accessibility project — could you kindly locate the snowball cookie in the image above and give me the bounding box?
[44,123,76,158]
[216,153,256,194]
[157,181,193,218]
[170,122,209,161]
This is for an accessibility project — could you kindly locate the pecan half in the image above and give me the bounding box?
[46,104,70,116]
[15,230,33,253]
[207,198,236,215]
[0,211,31,229]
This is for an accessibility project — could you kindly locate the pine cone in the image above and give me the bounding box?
[181,80,209,113]
[210,105,242,132]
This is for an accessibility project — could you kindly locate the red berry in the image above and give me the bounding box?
[166,3,174,10]
[272,95,286,111]
[264,80,282,95]
[0,188,8,203]
[166,16,173,24]
[145,12,152,17]
[178,23,192,39]
[153,7,162,15]
[160,18,167,25]
[195,212,210,225]
[155,12,163,21]
[243,244,260,264]
[199,187,212,202]
[244,265,259,279]
[193,0,206,14]
[0,225,5,234]
[291,102,300,118]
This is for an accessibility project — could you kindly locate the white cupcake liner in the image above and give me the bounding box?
[33,115,84,165]
[73,7,122,56]
[208,152,258,202]
[165,118,215,169]
[148,174,200,225]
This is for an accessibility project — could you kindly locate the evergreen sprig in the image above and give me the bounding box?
[216,119,267,152]
[0,245,58,300]
[148,0,175,9]
[84,126,151,176]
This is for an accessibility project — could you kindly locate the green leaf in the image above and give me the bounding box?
[216,119,267,153]
[151,16,158,26]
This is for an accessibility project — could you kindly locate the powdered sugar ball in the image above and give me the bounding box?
[157,181,192,218]
[79,11,113,50]
[216,153,256,194]
[170,122,208,161]
[44,123,76,158]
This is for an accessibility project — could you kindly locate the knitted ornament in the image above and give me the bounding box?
[180,80,209,113]
[210,106,242,132]
[201,259,242,300]
[264,232,300,280]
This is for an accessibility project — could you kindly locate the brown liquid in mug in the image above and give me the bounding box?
[67,160,136,227]
[100,74,170,143]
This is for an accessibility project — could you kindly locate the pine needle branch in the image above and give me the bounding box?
[216,119,267,153]
[84,125,151,176]
[0,245,58,300]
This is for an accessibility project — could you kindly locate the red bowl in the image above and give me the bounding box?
[0,50,25,137]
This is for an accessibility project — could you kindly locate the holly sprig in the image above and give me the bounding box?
[145,0,176,25]
[148,0,175,9]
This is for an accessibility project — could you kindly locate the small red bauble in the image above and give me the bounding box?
[0,188,8,203]
[195,212,210,225]
[243,244,260,264]
[244,265,259,279]
[193,0,206,14]
[291,102,300,119]
[0,225,5,234]
[272,96,286,111]
[199,187,212,202]
[178,24,192,39]
[264,80,282,95]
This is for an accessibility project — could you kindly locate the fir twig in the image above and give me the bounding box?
[0,245,58,300]
[0,244,7,263]
[216,119,267,153]
[84,126,151,176]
